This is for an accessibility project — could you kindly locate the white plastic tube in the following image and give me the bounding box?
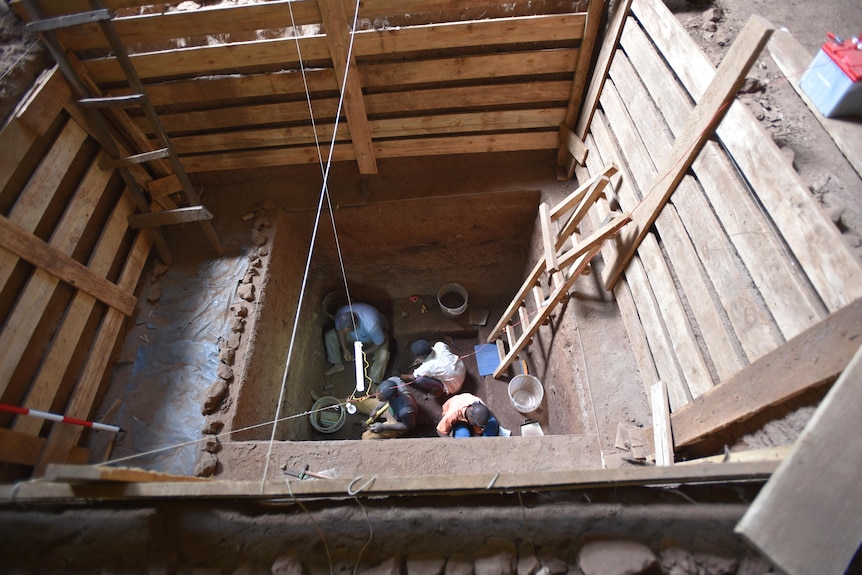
[354,340,365,392]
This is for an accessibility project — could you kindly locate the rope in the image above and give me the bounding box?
[347,475,376,495]
[260,0,364,492]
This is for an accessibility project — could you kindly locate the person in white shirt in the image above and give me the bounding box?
[400,339,465,398]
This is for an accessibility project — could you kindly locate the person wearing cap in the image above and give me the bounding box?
[401,339,465,397]
[361,377,418,440]
[324,302,390,384]
[436,392,499,438]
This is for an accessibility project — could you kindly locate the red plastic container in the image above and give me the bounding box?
[800,34,862,118]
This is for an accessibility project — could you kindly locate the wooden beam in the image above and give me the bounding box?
[539,202,559,274]
[318,0,377,174]
[355,13,586,57]
[617,20,826,346]
[633,0,862,312]
[13,194,136,437]
[0,428,88,467]
[83,35,331,84]
[182,132,558,173]
[44,463,210,483]
[2,460,779,502]
[0,120,89,295]
[34,229,153,475]
[557,0,633,180]
[0,214,137,316]
[169,108,565,154]
[646,298,862,450]
[601,15,774,291]
[361,49,579,88]
[11,65,72,135]
[146,174,182,200]
[128,205,213,229]
[557,123,589,166]
[736,344,862,575]
[555,0,605,179]
[650,381,673,466]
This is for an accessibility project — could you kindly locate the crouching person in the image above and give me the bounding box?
[436,393,500,437]
[361,377,417,440]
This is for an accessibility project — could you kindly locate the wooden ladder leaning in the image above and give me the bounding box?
[20,0,224,265]
[486,165,630,379]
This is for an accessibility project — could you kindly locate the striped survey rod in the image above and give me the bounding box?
[0,403,122,433]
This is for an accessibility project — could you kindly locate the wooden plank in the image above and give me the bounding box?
[146,81,570,133]
[556,0,608,178]
[588,110,710,404]
[588,102,744,385]
[318,0,377,174]
[3,460,779,502]
[622,254,689,411]
[574,0,632,141]
[632,0,862,312]
[539,202,558,274]
[600,55,781,367]
[83,35,331,84]
[13,194,135,436]
[649,298,862,450]
[678,445,791,466]
[361,49,579,88]
[563,0,604,129]
[0,428,87,466]
[146,174,182,200]
[601,15,775,291]
[135,69,337,108]
[577,143,661,394]
[54,1,324,51]
[181,131,558,172]
[11,65,71,135]
[128,205,214,229]
[619,20,827,342]
[169,109,565,154]
[0,215,137,319]
[557,124,589,167]
[355,13,586,57]
[0,120,89,295]
[637,234,714,398]
[768,28,862,180]
[650,381,673,466]
[736,344,862,575]
[81,12,585,85]
[44,463,210,483]
[35,229,153,475]
[0,149,122,399]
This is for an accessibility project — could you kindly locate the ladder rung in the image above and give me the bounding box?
[77,94,146,108]
[26,9,113,33]
[108,148,171,169]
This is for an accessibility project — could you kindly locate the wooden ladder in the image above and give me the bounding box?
[20,0,224,265]
[486,165,630,379]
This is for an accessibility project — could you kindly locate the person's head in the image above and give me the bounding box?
[335,309,356,331]
[377,377,401,402]
[410,339,432,359]
[466,401,490,427]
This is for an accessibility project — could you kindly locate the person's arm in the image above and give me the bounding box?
[370,411,415,433]
[337,329,352,361]
[482,416,500,437]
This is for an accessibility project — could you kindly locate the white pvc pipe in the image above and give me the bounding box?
[354,340,365,392]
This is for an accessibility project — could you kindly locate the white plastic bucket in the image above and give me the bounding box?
[508,375,544,413]
[310,396,346,433]
[437,283,468,318]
